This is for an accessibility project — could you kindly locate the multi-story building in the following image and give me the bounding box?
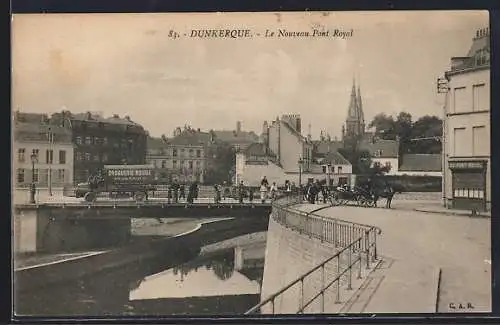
[265,114,314,172]
[213,121,260,152]
[442,27,490,211]
[146,129,208,183]
[13,116,74,188]
[49,111,148,184]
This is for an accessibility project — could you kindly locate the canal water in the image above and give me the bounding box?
[15,232,266,316]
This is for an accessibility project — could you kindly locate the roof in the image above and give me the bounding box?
[359,138,399,158]
[313,140,343,156]
[448,28,490,74]
[280,120,311,144]
[169,131,210,146]
[399,154,442,172]
[71,112,143,127]
[322,151,351,165]
[213,130,259,144]
[13,122,72,143]
[244,143,267,157]
[147,137,167,150]
[103,164,155,169]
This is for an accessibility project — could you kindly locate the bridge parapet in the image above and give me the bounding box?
[246,195,382,314]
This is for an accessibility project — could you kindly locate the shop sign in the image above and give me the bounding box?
[449,161,485,170]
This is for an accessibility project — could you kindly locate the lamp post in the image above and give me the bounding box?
[326,163,331,187]
[47,127,54,196]
[30,152,38,204]
[298,157,303,187]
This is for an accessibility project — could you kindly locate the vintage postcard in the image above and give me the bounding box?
[11,11,491,317]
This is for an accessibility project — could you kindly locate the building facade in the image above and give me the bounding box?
[213,121,260,152]
[13,119,74,188]
[59,112,148,185]
[265,114,314,173]
[146,129,208,183]
[442,27,490,211]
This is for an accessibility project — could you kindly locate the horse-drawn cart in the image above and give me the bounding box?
[328,185,376,207]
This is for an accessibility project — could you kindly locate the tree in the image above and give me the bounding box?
[409,115,442,154]
[204,142,236,184]
[368,113,396,140]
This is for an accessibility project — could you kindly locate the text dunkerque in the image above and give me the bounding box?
[188,28,354,39]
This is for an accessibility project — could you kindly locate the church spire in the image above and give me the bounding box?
[347,77,358,121]
[357,83,365,123]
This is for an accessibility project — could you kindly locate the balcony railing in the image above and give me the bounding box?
[245,195,381,314]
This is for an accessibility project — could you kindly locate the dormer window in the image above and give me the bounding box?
[475,49,490,66]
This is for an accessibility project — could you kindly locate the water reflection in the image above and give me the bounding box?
[16,233,266,316]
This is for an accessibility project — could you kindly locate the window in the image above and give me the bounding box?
[17,169,25,183]
[76,136,83,145]
[32,149,39,160]
[322,166,327,173]
[85,136,92,145]
[196,150,201,158]
[472,84,488,112]
[181,149,185,156]
[189,161,193,169]
[59,150,66,164]
[189,149,194,157]
[196,161,201,168]
[338,166,343,174]
[453,127,467,156]
[39,169,48,184]
[84,152,91,161]
[32,169,39,182]
[46,149,54,164]
[453,87,467,113]
[161,160,167,168]
[173,160,177,169]
[58,169,65,182]
[473,126,488,156]
[18,149,25,163]
[103,137,108,145]
[173,149,178,157]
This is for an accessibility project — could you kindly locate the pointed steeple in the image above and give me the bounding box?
[347,77,358,121]
[357,84,364,123]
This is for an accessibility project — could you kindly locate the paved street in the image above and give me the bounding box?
[295,198,491,313]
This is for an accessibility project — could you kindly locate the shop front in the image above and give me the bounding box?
[449,160,488,211]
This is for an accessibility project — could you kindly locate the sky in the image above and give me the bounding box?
[12,11,489,139]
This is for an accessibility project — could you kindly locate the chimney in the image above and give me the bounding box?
[236,121,242,133]
[112,114,119,118]
[125,115,131,121]
[296,117,302,133]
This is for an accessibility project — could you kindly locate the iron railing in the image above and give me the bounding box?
[245,195,381,314]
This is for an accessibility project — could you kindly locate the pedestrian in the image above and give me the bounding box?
[214,184,221,203]
[270,182,277,200]
[187,182,196,204]
[167,185,172,204]
[261,176,269,188]
[222,181,230,200]
[285,180,292,196]
[249,187,254,202]
[238,180,245,203]
[179,184,186,200]
[321,181,328,203]
[260,183,268,203]
[193,181,199,200]
[172,180,179,203]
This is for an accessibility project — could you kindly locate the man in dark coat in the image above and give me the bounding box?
[238,180,245,203]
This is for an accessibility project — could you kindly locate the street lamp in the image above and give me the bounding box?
[30,152,38,204]
[298,157,304,187]
[326,163,331,187]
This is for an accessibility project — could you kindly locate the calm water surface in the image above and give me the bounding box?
[16,233,266,316]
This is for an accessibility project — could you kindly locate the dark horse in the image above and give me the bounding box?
[372,183,404,208]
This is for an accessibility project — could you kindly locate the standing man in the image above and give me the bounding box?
[179,183,186,201]
[238,180,245,203]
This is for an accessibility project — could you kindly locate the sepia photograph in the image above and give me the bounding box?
[11,10,491,317]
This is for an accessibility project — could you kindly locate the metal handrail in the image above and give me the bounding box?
[245,195,381,314]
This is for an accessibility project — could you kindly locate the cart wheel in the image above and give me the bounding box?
[84,192,97,202]
[134,192,145,202]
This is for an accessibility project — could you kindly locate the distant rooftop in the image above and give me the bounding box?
[359,138,399,158]
[448,27,490,74]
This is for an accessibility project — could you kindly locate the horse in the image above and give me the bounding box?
[372,183,404,208]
